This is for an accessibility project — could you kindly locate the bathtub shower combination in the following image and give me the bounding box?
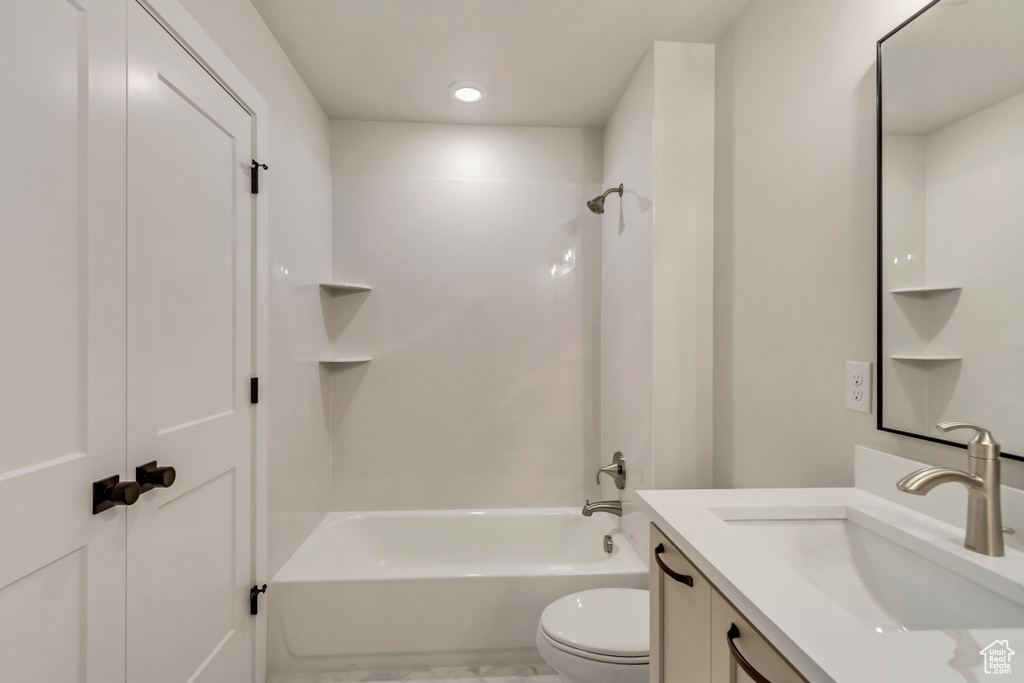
[269,508,646,674]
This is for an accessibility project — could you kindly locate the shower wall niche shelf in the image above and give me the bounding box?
[890,285,961,295]
[319,278,372,366]
[319,356,372,366]
[320,281,372,292]
[885,285,963,366]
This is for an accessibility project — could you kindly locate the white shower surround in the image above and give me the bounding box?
[268,508,646,674]
[329,121,604,512]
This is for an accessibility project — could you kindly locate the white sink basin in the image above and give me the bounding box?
[724,509,1024,632]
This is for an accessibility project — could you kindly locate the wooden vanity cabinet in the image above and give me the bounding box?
[650,524,807,683]
[709,591,805,683]
[650,524,712,681]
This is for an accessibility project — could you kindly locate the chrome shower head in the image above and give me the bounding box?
[587,184,624,215]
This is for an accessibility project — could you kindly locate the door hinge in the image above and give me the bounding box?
[251,159,268,194]
[250,584,267,616]
[250,377,259,404]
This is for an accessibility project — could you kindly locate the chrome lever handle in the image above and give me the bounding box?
[596,463,620,483]
[937,422,1000,460]
[938,421,993,438]
[595,452,626,489]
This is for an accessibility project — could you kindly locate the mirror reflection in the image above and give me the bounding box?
[878,0,1024,458]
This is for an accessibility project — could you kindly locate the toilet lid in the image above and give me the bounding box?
[540,588,649,658]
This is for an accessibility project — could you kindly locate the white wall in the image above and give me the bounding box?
[601,42,715,559]
[177,0,334,576]
[915,92,1023,447]
[714,0,1024,488]
[329,120,603,510]
[880,134,929,435]
[601,48,654,547]
[882,94,1024,447]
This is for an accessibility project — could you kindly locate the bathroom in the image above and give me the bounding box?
[2,0,1023,681]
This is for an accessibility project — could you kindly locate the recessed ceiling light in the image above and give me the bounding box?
[450,81,486,103]
[455,87,482,103]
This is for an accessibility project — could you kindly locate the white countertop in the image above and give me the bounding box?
[637,487,1024,682]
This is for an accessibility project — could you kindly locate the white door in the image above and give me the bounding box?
[125,3,254,682]
[0,1,128,681]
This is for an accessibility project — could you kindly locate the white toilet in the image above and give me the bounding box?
[535,588,649,683]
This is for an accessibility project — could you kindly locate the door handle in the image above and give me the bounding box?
[93,475,142,514]
[727,623,773,683]
[654,543,694,586]
[136,460,176,493]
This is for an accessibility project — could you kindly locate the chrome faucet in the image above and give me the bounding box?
[582,499,623,517]
[896,422,1004,557]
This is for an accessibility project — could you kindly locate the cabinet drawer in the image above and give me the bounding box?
[710,591,806,683]
[650,524,712,683]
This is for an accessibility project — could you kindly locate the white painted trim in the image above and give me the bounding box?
[133,1,270,680]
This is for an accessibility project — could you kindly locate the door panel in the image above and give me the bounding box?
[650,524,712,683]
[132,73,238,433]
[126,3,254,682]
[0,0,126,681]
[129,472,240,682]
[0,0,85,473]
[0,550,86,682]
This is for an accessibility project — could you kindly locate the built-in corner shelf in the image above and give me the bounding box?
[887,286,963,363]
[320,281,372,292]
[890,285,961,295]
[319,279,372,369]
[319,356,372,366]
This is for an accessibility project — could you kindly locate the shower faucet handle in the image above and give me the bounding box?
[596,452,626,489]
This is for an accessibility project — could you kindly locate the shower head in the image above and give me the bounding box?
[587,184,624,215]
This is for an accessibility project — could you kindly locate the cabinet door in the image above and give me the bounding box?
[0,1,127,681]
[651,524,712,683]
[125,2,254,681]
[710,591,806,683]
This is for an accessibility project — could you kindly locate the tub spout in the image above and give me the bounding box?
[582,499,622,517]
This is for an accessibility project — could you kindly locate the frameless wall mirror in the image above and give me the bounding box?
[877,0,1024,460]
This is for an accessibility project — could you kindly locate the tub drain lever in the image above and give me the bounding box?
[250,584,267,616]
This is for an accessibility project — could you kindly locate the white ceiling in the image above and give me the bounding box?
[249,0,751,128]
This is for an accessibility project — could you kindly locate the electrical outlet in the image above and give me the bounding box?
[846,361,872,413]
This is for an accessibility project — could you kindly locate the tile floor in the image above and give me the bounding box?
[269,663,559,683]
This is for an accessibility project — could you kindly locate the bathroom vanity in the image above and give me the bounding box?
[650,524,805,683]
[638,451,1024,682]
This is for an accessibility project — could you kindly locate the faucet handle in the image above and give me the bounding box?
[937,422,1001,460]
[596,452,626,489]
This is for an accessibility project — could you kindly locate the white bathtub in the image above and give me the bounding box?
[269,508,647,674]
